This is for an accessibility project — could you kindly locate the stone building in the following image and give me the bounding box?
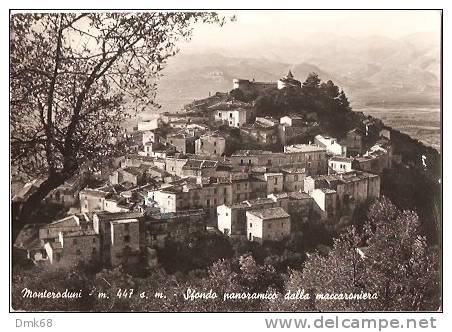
[281,168,306,192]
[195,132,226,156]
[167,132,196,154]
[109,218,140,267]
[240,117,278,145]
[151,178,233,224]
[314,135,347,157]
[79,189,110,213]
[310,188,338,220]
[230,145,327,176]
[304,170,380,217]
[345,128,365,156]
[93,212,143,266]
[212,107,248,128]
[232,78,277,92]
[280,115,304,127]
[246,207,291,243]
[217,198,278,239]
[328,156,355,174]
[141,209,206,248]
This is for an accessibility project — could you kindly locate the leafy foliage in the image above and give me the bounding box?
[10,12,226,221]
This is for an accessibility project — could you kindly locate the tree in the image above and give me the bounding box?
[277,197,440,312]
[301,72,321,103]
[10,12,226,222]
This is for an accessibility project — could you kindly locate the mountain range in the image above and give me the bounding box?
[153,31,440,113]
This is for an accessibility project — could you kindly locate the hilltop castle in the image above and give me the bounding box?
[232,70,301,92]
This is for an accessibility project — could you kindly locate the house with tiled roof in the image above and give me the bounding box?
[246,207,291,243]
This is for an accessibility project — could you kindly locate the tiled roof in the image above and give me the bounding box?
[95,211,143,221]
[284,144,326,153]
[247,207,289,220]
[329,156,354,163]
[232,150,273,156]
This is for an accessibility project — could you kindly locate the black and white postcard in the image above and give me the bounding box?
[9,8,443,322]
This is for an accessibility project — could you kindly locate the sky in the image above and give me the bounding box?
[179,10,441,54]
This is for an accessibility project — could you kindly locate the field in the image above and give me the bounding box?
[355,106,441,151]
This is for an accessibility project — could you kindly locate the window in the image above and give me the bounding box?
[268,223,272,229]
[124,235,130,243]
[229,113,233,118]
[206,199,210,206]
[92,238,96,244]
[249,223,252,228]
[240,159,244,165]
[124,224,130,231]
[274,178,278,185]
[73,239,78,245]
[76,249,81,255]
[92,247,97,254]
[218,112,222,117]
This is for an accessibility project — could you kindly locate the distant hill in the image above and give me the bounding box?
[153,32,439,113]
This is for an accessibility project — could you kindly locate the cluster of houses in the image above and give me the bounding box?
[14,72,398,268]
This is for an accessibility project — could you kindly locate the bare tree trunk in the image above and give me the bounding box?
[12,172,70,241]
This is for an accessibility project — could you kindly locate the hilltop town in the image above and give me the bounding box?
[12,71,421,270]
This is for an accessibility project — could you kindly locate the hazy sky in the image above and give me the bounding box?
[179,10,441,53]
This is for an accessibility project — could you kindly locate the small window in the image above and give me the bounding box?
[76,249,81,255]
[219,112,222,117]
[73,239,77,245]
[124,235,130,243]
[92,238,96,244]
[249,223,252,228]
